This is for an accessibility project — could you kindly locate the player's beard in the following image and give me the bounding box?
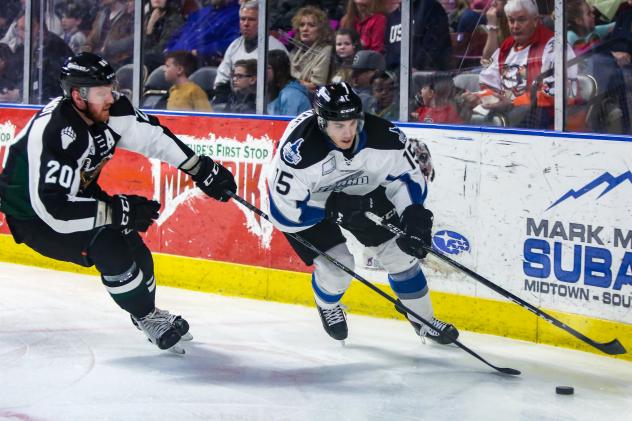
[87,102,111,124]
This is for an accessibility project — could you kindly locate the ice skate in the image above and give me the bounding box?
[317,302,348,342]
[417,317,459,345]
[131,308,184,352]
[394,299,458,345]
[131,307,192,341]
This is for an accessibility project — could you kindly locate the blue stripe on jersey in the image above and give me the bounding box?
[388,265,427,295]
[387,173,427,204]
[312,274,344,304]
[268,190,325,228]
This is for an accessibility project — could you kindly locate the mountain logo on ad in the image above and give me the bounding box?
[432,230,470,255]
[547,171,632,210]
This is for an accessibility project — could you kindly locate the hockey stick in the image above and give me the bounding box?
[226,190,520,375]
[364,211,627,356]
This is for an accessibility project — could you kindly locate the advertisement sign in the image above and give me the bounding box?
[1,107,631,327]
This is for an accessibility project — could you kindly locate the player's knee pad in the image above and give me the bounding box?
[312,243,354,306]
[125,231,154,276]
[88,228,134,275]
[373,237,419,275]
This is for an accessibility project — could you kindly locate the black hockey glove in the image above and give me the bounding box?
[325,191,381,231]
[109,194,160,232]
[188,155,236,202]
[396,204,433,259]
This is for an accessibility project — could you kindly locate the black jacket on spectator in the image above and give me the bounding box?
[216,91,256,114]
[15,31,73,102]
[608,4,632,56]
[384,0,452,71]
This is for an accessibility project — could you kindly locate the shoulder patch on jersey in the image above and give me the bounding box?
[389,126,406,144]
[361,114,406,151]
[60,126,76,150]
[282,137,305,165]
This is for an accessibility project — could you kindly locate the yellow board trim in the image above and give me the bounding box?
[1,234,630,361]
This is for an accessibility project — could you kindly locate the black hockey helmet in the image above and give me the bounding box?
[313,82,363,125]
[60,52,116,98]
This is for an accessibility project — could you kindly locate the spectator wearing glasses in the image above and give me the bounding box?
[213,58,257,114]
[213,1,288,101]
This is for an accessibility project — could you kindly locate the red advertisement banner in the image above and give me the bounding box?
[0,108,308,273]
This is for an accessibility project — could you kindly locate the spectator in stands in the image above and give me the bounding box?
[567,0,630,133]
[369,70,399,120]
[0,0,25,53]
[269,0,345,32]
[0,1,21,39]
[440,0,462,31]
[60,3,88,55]
[330,28,361,83]
[413,76,463,124]
[457,0,492,33]
[382,0,453,71]
[144,0,185,72]
[213,1,287,100]
[340,0,386,53]
[289,6,334,91]
[0,43,19,102]
[164,51,212,112]
[13,8,73,103]
[84,0,133,69]
[214,58,257,114]
[164,0,239,69]
[350,49,385,110]
[384,0,401,71]
[267,49,311,116]
[567,0,613,56]
[462,0,577,129]
[481,0,510,66]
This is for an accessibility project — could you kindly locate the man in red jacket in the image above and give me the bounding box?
[462,0,576,129]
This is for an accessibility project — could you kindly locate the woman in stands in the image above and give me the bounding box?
[267,49,311,116]
[289,5,334,91]
[144,0,184,72]
[340,0,387,53]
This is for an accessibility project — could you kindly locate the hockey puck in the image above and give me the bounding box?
[556,386,574,395]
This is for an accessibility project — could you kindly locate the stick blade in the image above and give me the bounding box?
[597,339,627,355]
[498,367,521,376]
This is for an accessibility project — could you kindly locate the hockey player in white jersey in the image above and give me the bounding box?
[0,53,237,352]
[267,81,458,343]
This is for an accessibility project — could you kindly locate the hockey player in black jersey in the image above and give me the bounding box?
[267,81,458,344]
[0,53,236,352]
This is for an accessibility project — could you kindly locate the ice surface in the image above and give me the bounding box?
[0,262,631,421]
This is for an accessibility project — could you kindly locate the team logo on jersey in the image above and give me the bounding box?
[60,126,76,150]
[389,126,406,144]
[322,156,336,175]
[282,138,304,165]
